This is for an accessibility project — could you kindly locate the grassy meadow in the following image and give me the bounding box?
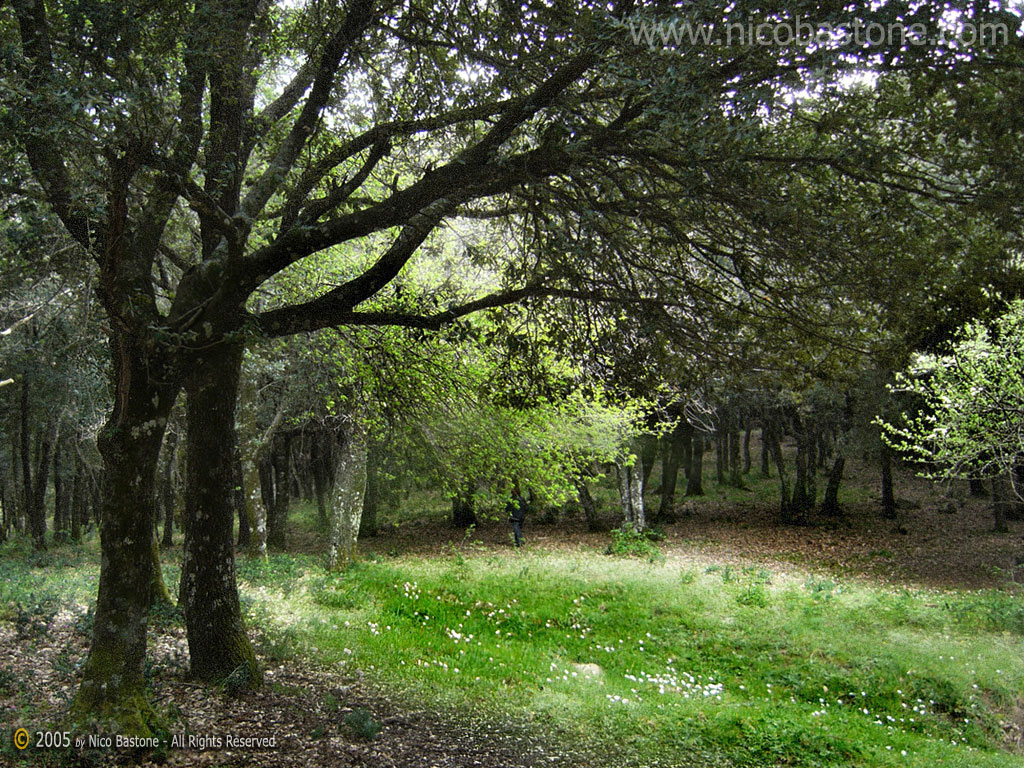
[3,506,1022,768]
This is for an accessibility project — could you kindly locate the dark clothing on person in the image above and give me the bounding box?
[506,494,527,547]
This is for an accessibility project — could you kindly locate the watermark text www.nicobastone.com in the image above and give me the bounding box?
[626,14,1013,50]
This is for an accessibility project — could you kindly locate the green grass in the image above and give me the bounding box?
[236,547,1024,768]
[3,526,1022,768]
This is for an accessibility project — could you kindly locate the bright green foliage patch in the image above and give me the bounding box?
[240,551,1024,768]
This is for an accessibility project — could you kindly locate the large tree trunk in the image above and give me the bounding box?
[72,340,176,735]
[180,343,260,687]
[327,423,368,570]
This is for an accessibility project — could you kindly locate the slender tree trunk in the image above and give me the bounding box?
[766,417,791,520]
[72,341,177,734]
[575,477,602,532]
[991,474,1011,533]
[760,424,771,478]
[639,434,658,491]
[29,420,57,550]
[53,435,69,543]
[686,432,705,496]
[0,478,8,544]
[880,441,896,520]
[789,412,814,520]
[310,429,331,528]
[71,449,85,542]
[235,446,250,548]
[180,343,260,686]
[160,431,177,548]
[266,434,292,549]
[9,430,23,534]
[20,375,32,538]
[728,418,743,488]
[616,456,646,533]
[327,423,368,570]
[820,456,845,517]
[359,441,381,538]
[742,424,752,476]
[680,422,692,480]
[715,421,726,485]
[656,424,686,522]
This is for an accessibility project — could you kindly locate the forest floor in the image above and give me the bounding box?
[2,464,1023,767]
[360,464,1024,591]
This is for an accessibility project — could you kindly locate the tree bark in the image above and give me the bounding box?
[72,339,177,735]
[327,423,368,570]
[180,343,260,686]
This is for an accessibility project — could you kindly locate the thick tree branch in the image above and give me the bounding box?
[279,100,514,226]
[10,0,93,249]
[239,0,382,232]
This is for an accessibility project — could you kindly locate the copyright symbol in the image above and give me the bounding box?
[13,728,29,750]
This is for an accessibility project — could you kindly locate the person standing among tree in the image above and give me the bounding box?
[506,485,528,548]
